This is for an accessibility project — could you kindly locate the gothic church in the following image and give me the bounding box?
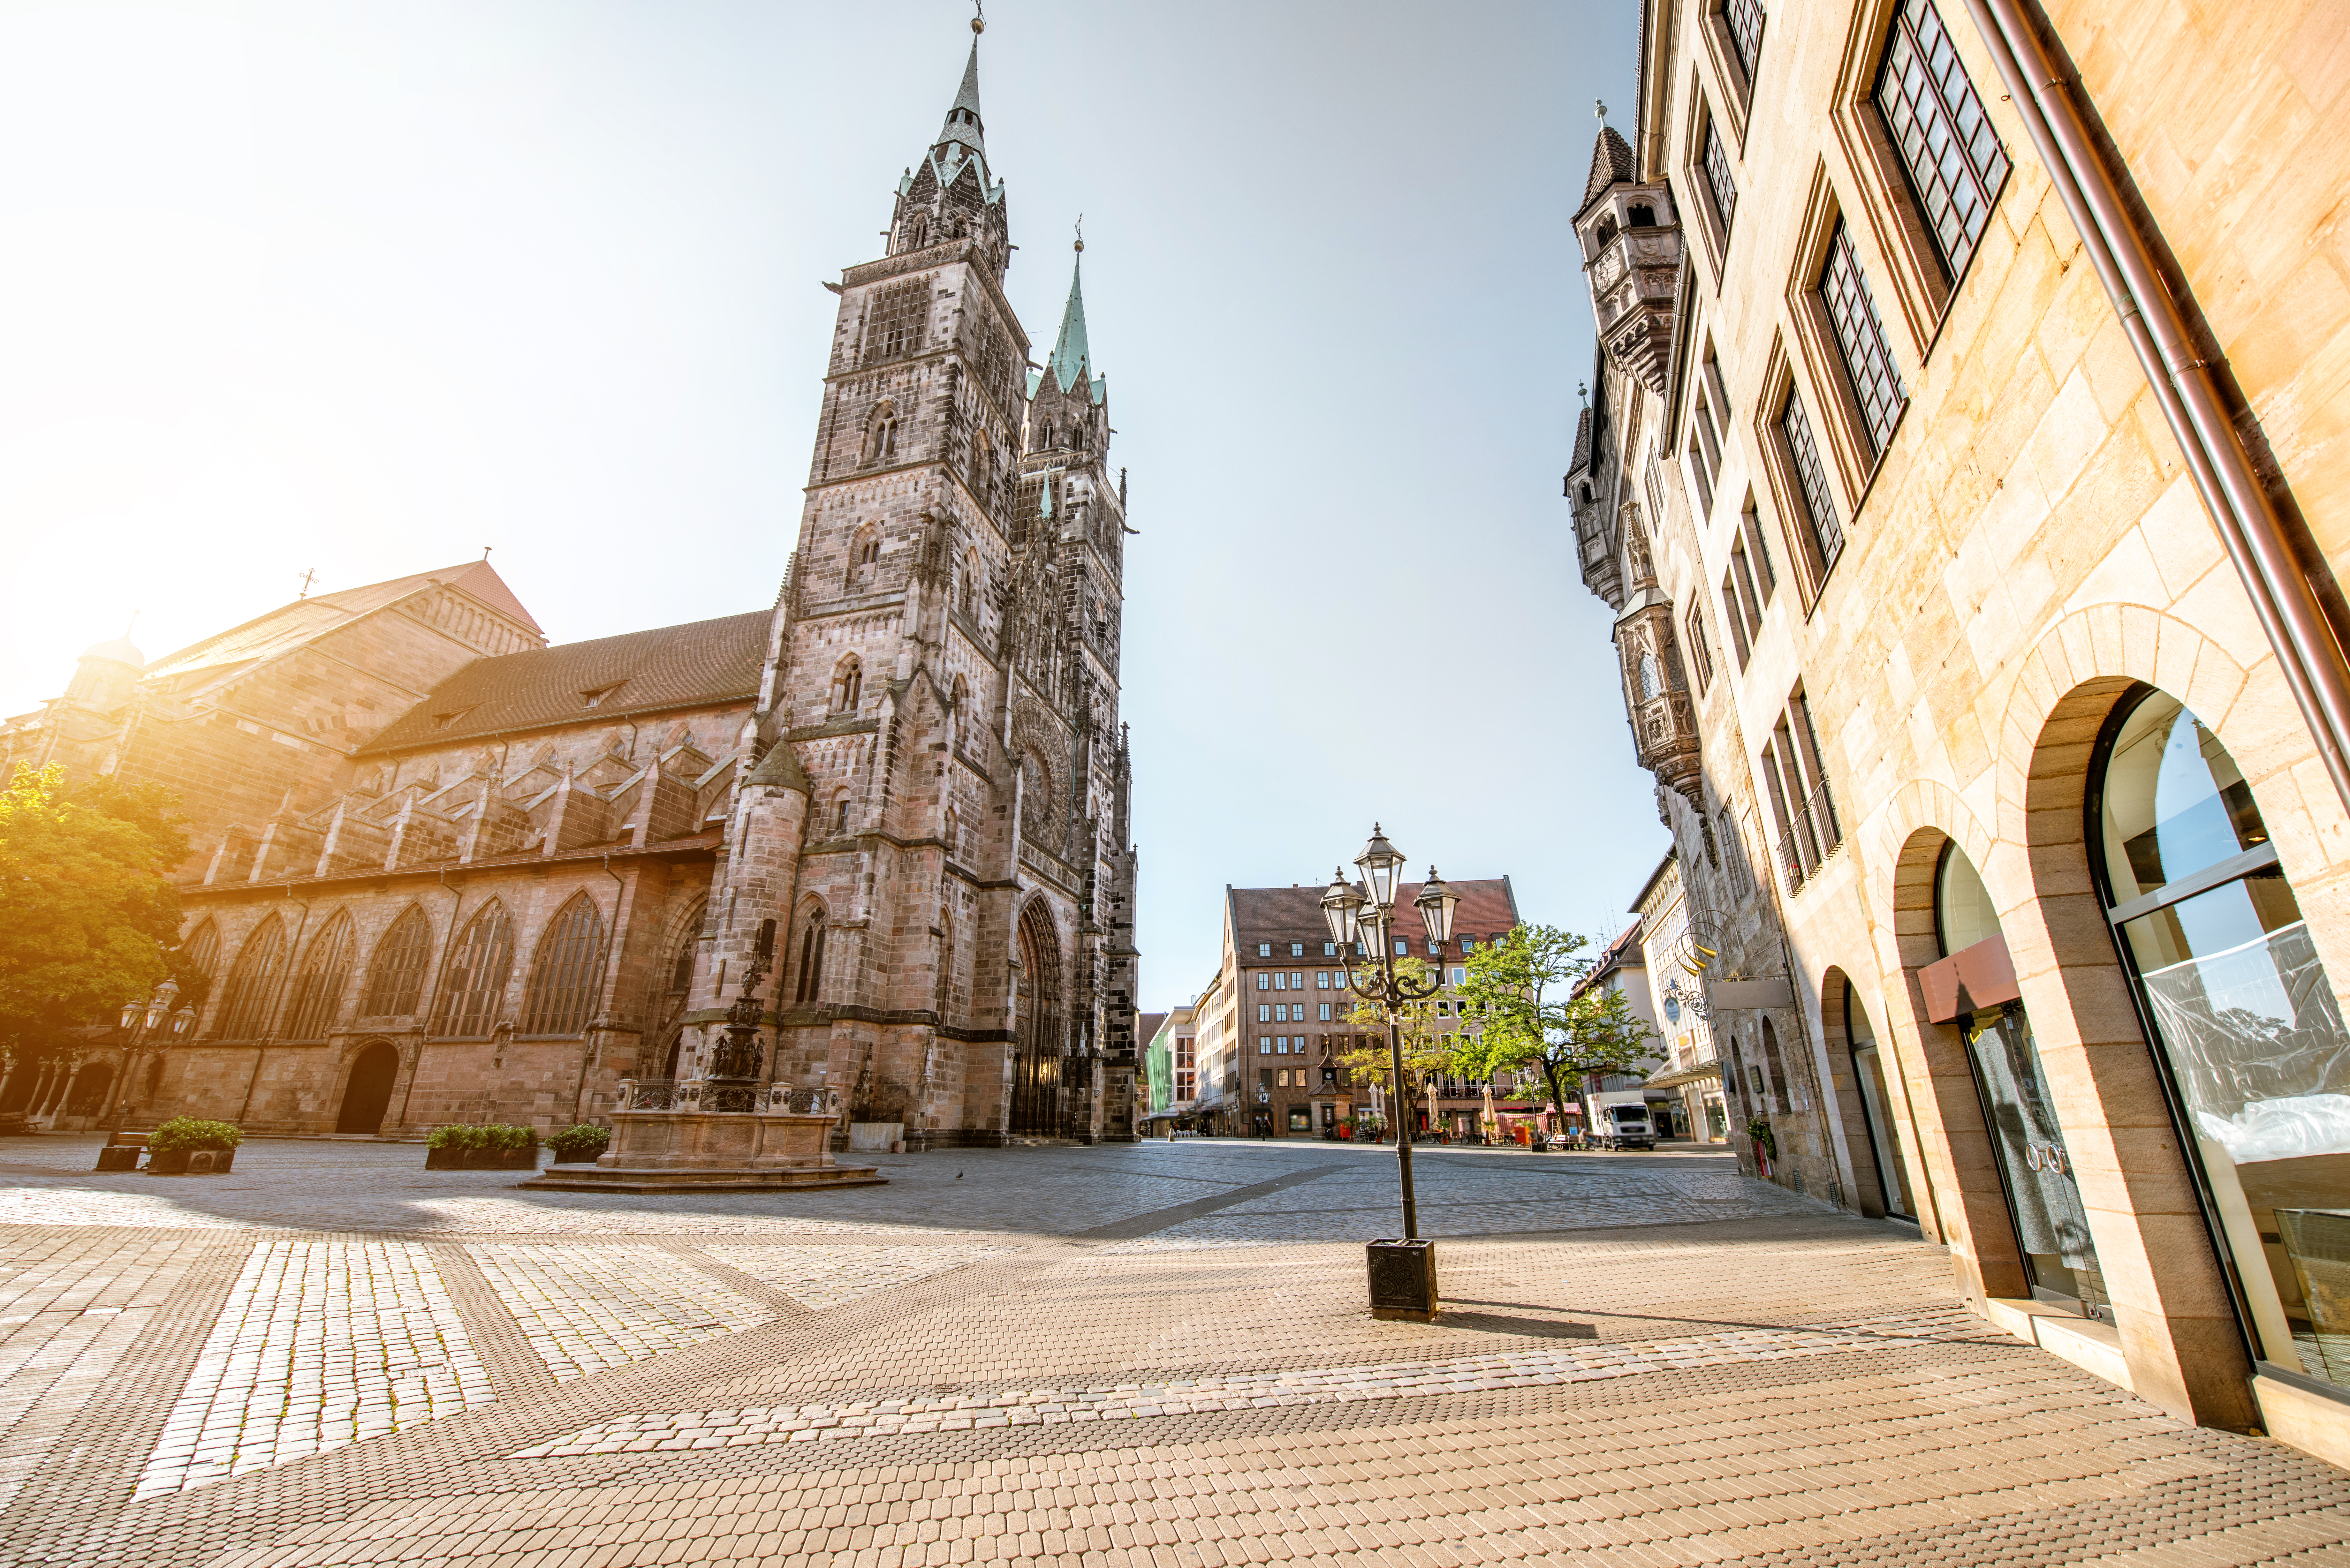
[0,26,1142,1146]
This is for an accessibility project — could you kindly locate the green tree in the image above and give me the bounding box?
[1337,955,1451,1122]
[1451,924,1656,1127]
[0,765,189,1047]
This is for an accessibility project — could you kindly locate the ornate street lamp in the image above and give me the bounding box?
[1322,825,1454,1321]
[98,979,188,1167]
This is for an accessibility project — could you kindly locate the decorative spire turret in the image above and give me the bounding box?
[887,20,1009,278]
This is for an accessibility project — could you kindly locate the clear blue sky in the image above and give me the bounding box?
[0,0,1664,1005]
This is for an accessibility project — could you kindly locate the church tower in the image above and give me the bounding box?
[688,18,1140,1145]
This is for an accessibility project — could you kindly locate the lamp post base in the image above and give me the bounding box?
[1366,1238,1439,1321]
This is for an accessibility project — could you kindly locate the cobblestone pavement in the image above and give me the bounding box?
[0,1134,2345,1566]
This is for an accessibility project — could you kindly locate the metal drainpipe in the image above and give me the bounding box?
[1965,0,2350,814]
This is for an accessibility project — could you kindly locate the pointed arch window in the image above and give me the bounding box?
[792,906,829,1005]
[216,917,289,1041]
[360,906,434,1018]
[180,921,221,987]
[831,654,863,714]
[430,901,515,1038]
[284,913,357,1041]
[519,894,607,1037]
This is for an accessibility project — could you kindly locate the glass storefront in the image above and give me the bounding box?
[2092,687,2350,1387]
[1846,992,1917,1219]
[1940,845,2110,1314]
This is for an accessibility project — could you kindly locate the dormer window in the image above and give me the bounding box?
[582,684,623,709]
[433,711,466,732]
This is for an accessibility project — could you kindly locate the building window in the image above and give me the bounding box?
[1725,0,1764,80]
[1322,942,1337,956]
[430,901,516,1039]
[359,906,433,1018]
[1740,498,1776,596]
[1818,222,1906,456]
[1259,1038,1270,1056]
[1273,972,1286,991]
[1315,971,1329,989]
[1257,943,1271,958]
[862,278,929,364]
[1760,686,1841,889]
[1319,1003,1332,1022]
[1685,605,1715,693]
[519,894,607,1037]
[283,914,356,1042]
[1291,972,1303,989]
[1258,1003,1270,1022]
[1255,972,1269,991]
[792,910,828,1004]
[1875,0,2008,283]
[1702,115,1739,235]
[1778,385,1844,575]
[216,917,290,1041]
[1289,942,1303,957]
[2085,685,2350,1378]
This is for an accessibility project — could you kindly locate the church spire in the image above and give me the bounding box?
[1045,231,1104,404]
[938,39,986,159]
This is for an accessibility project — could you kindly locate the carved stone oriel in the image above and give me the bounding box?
[1575,179,1683,398]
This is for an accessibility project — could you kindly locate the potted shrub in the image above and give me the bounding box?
[542,1123,610,1165]
[146,1118,243,1175]
[425,1124,541,1171]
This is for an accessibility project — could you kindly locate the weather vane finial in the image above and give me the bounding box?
[1595,98,1609,125]
[971,0,984,34]
[1074,214,1084,254]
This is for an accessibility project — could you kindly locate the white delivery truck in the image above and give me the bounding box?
[1588,1091,1657,1151]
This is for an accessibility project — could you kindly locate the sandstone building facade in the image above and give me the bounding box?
[0,29,1142,1148]
[1573,0,2350,1462]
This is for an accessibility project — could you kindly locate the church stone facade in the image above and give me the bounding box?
[0,31,1141,1147]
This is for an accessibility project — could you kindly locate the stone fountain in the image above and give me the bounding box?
[522,924,883,1194]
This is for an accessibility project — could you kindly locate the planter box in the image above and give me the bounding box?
[146,1147,235,1175]
[425,1145,540,1171]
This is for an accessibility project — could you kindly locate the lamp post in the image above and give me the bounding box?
[98,980,193,1167]
[1320,825,1459,1321]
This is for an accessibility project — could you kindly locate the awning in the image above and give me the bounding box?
[1641,1059,1723,1090]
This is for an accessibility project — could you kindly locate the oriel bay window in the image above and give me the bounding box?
[2091,686,2350,1389]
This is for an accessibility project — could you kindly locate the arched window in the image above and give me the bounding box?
[863,406,899,467]
[215,917,289,1040]
[792,906,829,1004]
[179,921,221,991]
[284,913,356,1041]
[936,915,955,1022]
[969,441,991,501]
[957,549,980,618]
[2090,685,2350,1385]
[519,893,606,1037]
[831,792,853,837]
[1935,841,2105,1313]
[831,654,863,714]
[429,901,515,1038]
[360,906,434,1017]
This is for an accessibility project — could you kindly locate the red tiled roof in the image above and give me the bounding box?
[1227,878,1519,961]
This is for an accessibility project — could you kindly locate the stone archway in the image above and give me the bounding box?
[1010,901,1064,1137]
[336,1041,400,1135]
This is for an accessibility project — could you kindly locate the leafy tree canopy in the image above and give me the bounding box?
[1450,924,1656,1121]
[0,764,188,1046]
[1338,954,1452,1096]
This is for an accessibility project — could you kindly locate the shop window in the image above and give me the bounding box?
[1938,843,2109,1315]
[2092,686,2350,1386]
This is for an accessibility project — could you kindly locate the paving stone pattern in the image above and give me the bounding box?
[705,1243,1025,1310]
[466,1243,771,1380]
[0,1136,2345,1568]
[135,1240,492,1498]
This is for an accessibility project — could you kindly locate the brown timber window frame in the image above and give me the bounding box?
[1754,333,1849,608]
[1699,0,1765,141]
[1827,0,2013,354]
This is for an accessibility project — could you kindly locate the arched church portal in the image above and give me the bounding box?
[1010,901,1065,1137]
[336,1041,401,1134]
